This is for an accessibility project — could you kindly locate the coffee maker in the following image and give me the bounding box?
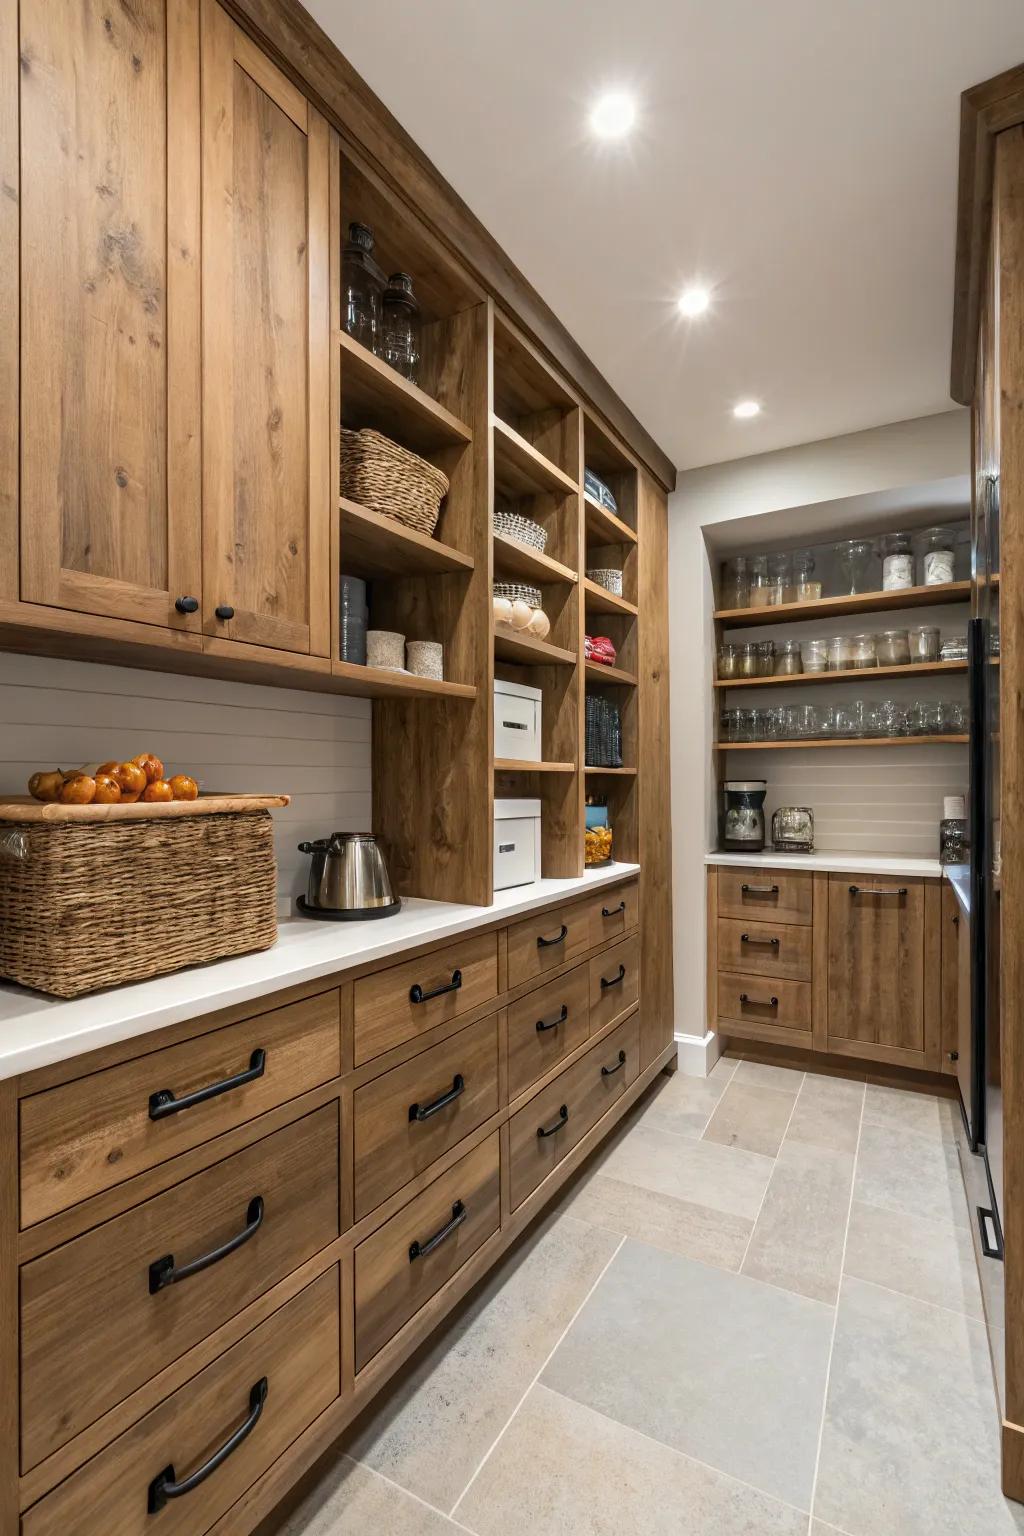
[722,780,767,853]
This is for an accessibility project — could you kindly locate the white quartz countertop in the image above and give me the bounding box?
[705,849,944,877]
[0,863,640,1082]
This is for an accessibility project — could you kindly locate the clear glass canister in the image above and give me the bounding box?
[790,550,821,602]
[767,552,792,600]
[717,644,740,680]
[774,638,802,675]
[802,636,829,673]
[382,271,422,383]
[756,640,776,676]
[749,556,783,607]
[827,634,852,671]
[848,633,878,669]
[720,556,751,610]
[737,642,760,678]
[880,532,914,591]
[835,539,878,595]
[918,526,956,586]
[342,222,384,354]
[907,625,940,663]
[876,628,911,666]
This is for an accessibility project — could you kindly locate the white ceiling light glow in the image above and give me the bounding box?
[733,400,761,419]
[678,286,711,317]
[589,91,636,140]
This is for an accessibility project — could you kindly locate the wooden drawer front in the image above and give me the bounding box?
[508,1013,640,1211]
[717,974,812,1033]
[22,1268,341,1536]
[21,1106,339,1473]
[353,1015,500,1220]
[717,918,812,981]
[716,867,813,926]
[589,933,641,1034]
[20,991,341,1228]
[354,1133,500,1372]
[506,963,591,1102]
[353,931,499,1066]
[506,898,592,989]
[586,881,639,947]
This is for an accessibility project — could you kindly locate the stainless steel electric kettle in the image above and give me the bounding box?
[297,832,401,920]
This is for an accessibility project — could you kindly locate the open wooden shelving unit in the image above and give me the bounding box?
[716,734,968,751]
[714,580,971,627]
[714,658,967,689]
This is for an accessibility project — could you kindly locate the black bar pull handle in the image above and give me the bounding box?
[739,933,780,947]
[741,883,779,895]
[537,1105,569,1138]
[739,993,779,1008]
[409,1200,467,1262]
[409,1074,465,1123]
[149,1196,265,1294]
[848,884,908,897]
[600,963,627,990]
[537,924,568,949]
[148,1378,268,1513]
[149,1049,266,1121]
[601,1049,627,1076]
[601,901,626,918]
[536,1005,569,1033]
[409,969,462,1005]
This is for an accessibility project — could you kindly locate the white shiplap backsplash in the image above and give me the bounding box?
[0,652,372,914]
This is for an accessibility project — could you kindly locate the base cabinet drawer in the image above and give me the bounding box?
[352,931,498,1066]
[717,917,812,981]
[22,1267,341,1536]
[19,990,342,1227]
[353,1015,500,1220]
[20,1106,340,1473]
[717,974,812,1033]
[355,1133,500,1372]
[716,867,813,926]
[506,963,591,1102]
[508,1013,640,1211]
[586,882,639,947]
[506,898,592,989]
[589,934,640,1033]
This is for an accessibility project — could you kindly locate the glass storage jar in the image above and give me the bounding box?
[749,708,770,741]
[789,551,821,602]
[835,538,878,595]
[907,625,940,663]
[756,640,776,676]
[736,642,760,679]
[749,556,783,607]
[774,638,802,675]
[717,644,740,680]
[918,525,956,586]
[880,531,914,591]
[802,636,829,673]
[584,798,613,866]
[342,222,384,353]
[720,556,751,610]
[827,634,853,671]
[848,633,878,669]
[785,704,821,739]
[767,552,792,601]
[943,700,967,734]
[765,705,788,740]
[910,701,945,736]
[720,710,739,743]
[877,698,910,737]
[875,628,911,666]
[381,272,422,383]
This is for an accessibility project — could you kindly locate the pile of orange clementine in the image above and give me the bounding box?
[28,754,199,806]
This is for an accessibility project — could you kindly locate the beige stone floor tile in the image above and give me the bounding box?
[742,1140,855,1304]
[703,1079,798,1158]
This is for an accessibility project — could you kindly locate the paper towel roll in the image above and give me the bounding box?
[943,795,966,820]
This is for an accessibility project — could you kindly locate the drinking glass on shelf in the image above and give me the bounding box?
[786,704,820,739]
[734,708,756,742]
[765,705,789,741]
[908,626,940,664]
[835,539,878,595]
[943,700,966,734]
[719,710,738,743]
[749,708,771,741]
[910,701,944,736]
[833,702,860,738]
[720,557,751,610]
[817,703,838,738]
[877,698,910,737]
[790,551,821,602]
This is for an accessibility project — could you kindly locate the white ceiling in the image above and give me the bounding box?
[307,0,1024,472]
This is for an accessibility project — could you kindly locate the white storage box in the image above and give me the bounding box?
[493,678,542,763]
[494,798,542,891]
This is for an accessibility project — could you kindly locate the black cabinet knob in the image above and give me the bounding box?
[215,604,235,621]
[174,596,199,614]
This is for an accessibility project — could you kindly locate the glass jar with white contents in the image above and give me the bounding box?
[880,532,914,591]
[918,526,956,587]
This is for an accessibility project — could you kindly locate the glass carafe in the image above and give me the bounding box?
[382,271,422,383]
[342,222,384,354]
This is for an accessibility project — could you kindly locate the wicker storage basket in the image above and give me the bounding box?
[0,811,278,998]
[340,427,449,536]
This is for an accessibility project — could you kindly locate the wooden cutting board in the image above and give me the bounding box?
[0,793,290,823]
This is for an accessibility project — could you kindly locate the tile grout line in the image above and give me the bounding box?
[805,1079,867,1535]
[448,1234,627,1519]
[842,1271,986,1324]
[336,1454,481,1535]
[736,1072,805,1275]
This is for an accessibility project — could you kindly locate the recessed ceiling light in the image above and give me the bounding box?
[733,400,761,419]
[678,286,711,317]
[589,91,637,140]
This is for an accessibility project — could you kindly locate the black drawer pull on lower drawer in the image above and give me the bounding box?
[739,933,780,947]
[740,883,779,895]
[148,1377,268,1513]
[601,901,626,918]
[409,969,462,1005]
[409,1200,467,1262]
[537,1104,569,1138]
[601,1049,627,1076]
[149,1195,265,1294]
[537,924,568,949]
[536,1004,569,1033]
[739,993,779,1008]
[600,963,627,990]
[149,1049,266,1120]
[848,884,907,898]
[409,1074,465,1123]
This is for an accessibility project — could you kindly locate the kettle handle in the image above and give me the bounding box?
[298,841,318,854]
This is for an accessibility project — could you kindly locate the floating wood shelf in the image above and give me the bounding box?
[339,497,473,579]
[715,735,968,751]
[584,660,638,686]
[714,581,971,628]
[330,660,477,700]
[714,660,968,689]
[583,578,638,618]
[338,331,473,452]
[583,494,637,547]
[493,758,575,774]
[585,765,638,776]
[492,417,578,498]
[492,531,577,585]
[493,624,577,667]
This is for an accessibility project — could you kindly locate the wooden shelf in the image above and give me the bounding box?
[585,660,638,686]
[583,578,638,618]
[714,581,971,628]
[715,735,968,751]
[338,331,472,452]
[493,417,578,498]
[493,758,575,774]
[339,497,473,579]
[492,531,577,585]
[584,493,637,547]
[585,765,638,775]
[714,660,968,689]
[493,623,577,667]
[330,659,476,700]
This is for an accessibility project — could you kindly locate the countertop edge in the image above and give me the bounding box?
[703,850,945,877]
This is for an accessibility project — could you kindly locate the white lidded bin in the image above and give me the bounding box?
[493,678,542,763]
[494,798,542,890]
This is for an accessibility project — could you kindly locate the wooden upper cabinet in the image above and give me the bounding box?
[825,874,926,1061]
[200,1,330,656]
[18,0,202,630]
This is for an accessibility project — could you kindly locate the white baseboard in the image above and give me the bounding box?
[674,1029,722,1078]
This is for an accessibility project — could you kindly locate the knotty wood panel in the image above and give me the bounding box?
[0,0,17,604]
[826,874,926,1058]
[717,918,813,982]
[506,963,590,1101]
[19,0,202,630]
[352,930,498,1065]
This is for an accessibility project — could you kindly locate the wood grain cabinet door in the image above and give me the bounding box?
[200,1,330,656]
[18,0,203,630]
[825,874,929,1064]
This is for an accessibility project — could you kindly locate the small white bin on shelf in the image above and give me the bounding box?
[493,678,542,763]
[493,798,542,890]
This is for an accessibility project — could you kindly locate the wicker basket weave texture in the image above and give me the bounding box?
[0,811,278,998]
[340,427,449,536]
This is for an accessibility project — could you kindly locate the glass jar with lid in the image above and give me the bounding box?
[756,640,776,676]
[767,552,792,602]
[875,628,911,666]
[835,539,878,595]
[790,550,821,602]
[720,556,751,610]
[342,222,384,353]
[880,532,914,591]
[774,638,802,675]
[802,636,829,673]
[918,526,956,586]
[907,625,940,663]
[736,642,759,679]
[848,633,877,669]
[749,555,783,607]
[717,643,740,680]
[382,272,422,383]
[827,634,853,671]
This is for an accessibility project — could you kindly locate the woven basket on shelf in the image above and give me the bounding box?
[0,812,278,998]
[340,427,449,536]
